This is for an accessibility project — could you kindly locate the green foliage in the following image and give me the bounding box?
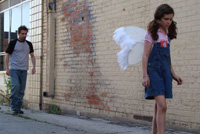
[0,76,11,104]
[4,76,11,98]
[48,104,61,115]
[22,105,29,110]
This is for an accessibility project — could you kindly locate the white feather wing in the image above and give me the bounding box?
[113,26,146,70]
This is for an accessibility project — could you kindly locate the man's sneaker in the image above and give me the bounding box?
[11,111,18,115]
[18,110,24,114]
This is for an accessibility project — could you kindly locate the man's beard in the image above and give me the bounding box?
[20,37,26,41]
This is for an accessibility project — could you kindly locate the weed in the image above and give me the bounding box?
[0,76,11,104]
[48,104,61,115]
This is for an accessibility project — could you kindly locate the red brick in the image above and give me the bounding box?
[85,48,91,53]
[101,93,107,97]
[61,18,65,21]
[89,72,94,77]
[64,6,68,10]
[73,3,77,7]
[88,100,99,105]
[65,13,71,17]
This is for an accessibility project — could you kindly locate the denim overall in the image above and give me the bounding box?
[145,40,172,99]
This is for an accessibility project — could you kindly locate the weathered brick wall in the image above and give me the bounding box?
[41,0,200,131]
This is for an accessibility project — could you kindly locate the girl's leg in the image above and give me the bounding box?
[152,102,157,134]
[154,95,167,134]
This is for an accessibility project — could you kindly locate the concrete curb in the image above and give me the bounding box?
[0,105,194,134]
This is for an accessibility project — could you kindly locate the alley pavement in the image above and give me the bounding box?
[0,105,196,134]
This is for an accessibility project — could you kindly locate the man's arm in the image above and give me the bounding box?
[30,52,36,74]
[5,53,10,76]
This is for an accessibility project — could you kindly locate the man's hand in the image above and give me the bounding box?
[32,67,36,74]
[30,52,36,75]
[5,54,10,76]
[6,69,10,76]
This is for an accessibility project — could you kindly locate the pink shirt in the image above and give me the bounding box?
[145,29,169,44]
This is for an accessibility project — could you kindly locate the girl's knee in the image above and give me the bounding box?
[155,95,167,112]
[158,104,167,112]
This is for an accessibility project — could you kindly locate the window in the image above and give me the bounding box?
[22,2,29,40]
[0,10,9,70]
[0,0,30,71]
[11,6,21,33]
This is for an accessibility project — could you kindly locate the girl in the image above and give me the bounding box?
[142,4,182,134]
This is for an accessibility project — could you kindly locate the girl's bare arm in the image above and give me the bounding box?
[142,41,152,76]
[142,41,153,88]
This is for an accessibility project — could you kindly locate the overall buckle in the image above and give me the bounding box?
[160,41,168,48]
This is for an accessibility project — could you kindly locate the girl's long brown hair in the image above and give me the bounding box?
[148,4,177,41]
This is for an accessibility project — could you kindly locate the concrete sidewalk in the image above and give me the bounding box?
[0,105,195,134]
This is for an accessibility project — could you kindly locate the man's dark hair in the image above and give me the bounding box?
[18,25,28,34]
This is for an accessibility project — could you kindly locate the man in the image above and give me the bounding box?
[5,25,36,114]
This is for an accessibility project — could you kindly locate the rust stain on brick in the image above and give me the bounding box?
[87,81,110,110]
[62,0,110,111]
[88,100,99,105]
[89,72,94,77]
[61,18,65,22]
[62,0,92,55]
[90,60,93,65]
[64,93,71,101]
[64,5,68,10]
[87,95,100,101]
[101,93,107,97]
[100,102,110,110]
[86,94,110,109]
[87,95,100,105]
[73,3,77,7]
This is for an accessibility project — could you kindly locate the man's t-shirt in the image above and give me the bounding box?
[6,39,34,70]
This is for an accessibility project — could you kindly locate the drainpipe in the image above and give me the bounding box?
[39,0,44,110]
[43,0,56,98]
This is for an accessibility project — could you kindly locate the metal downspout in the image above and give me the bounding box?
[39,0,44,110]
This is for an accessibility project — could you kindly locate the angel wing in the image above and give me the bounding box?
[113,26,146,70]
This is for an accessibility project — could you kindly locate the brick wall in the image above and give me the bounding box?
[41,0,200,131]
